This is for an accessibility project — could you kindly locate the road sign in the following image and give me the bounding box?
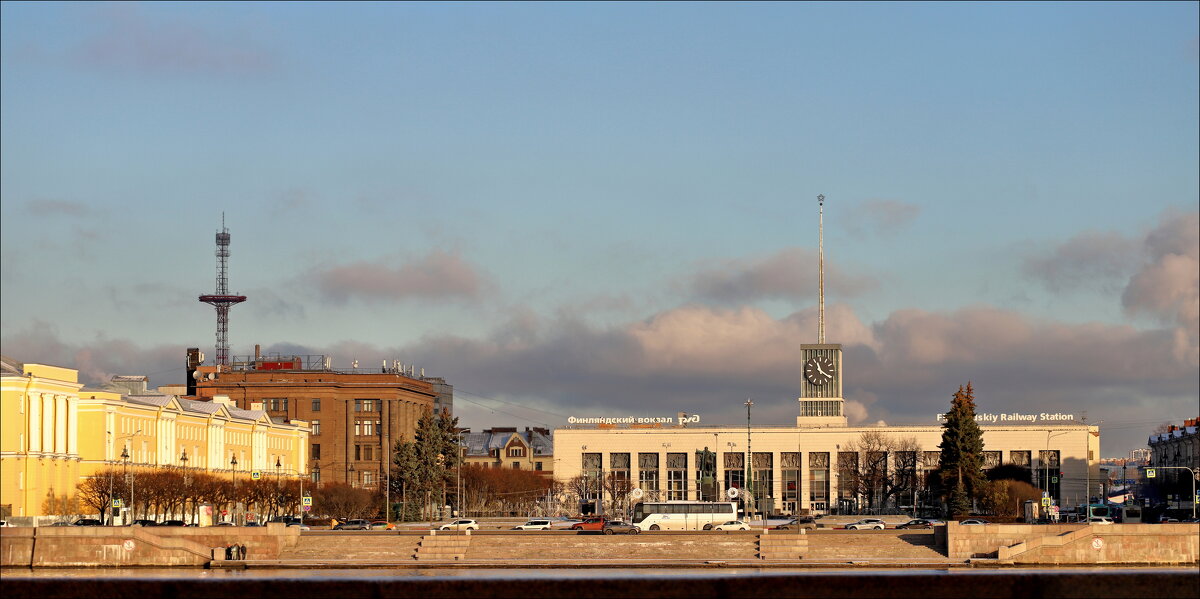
[112,499,122,508]
[1052,477,1059,484]
[1041,498,1051,507]
[251,470,262,480]
[1146,468,1156,478]
[1042,491,1049,498]
[302,505,311,512]
[302,496,313,506]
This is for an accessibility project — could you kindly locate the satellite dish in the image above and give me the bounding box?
[207,373,216,380]
[192,371,201,380]
[727,488,739,499]
[631,488,644,499]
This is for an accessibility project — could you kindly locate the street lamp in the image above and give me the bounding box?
[180,450,190,524]
[230,455,239,523]
[121,446,133,522]
[745,398,755,528]
[1044,431,1070,516]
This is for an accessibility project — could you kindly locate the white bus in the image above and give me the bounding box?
[631,501,739,531]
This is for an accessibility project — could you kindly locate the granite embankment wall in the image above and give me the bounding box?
[1,524,300,567]
[946,521,1199,563]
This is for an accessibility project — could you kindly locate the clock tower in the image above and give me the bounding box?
[798,194,847,427]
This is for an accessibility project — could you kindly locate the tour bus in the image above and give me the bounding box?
[631,501,739,531]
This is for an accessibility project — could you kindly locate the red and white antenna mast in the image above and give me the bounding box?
[198,214,247,368]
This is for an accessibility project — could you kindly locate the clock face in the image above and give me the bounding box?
[804,356,836,386]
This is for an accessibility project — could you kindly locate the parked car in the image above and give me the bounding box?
[772,516,817,531]
[512,519,554,531]
[269,516,303,525]
[1087,517,1114,525]
[845,518,887,530]
[72,519,103,526]
[160,520,187,527]
[215,521,236,527]
[959,519,990,525]
[438,519,479,531]
[549,517,582,530]
[288,522,311,530]
[569,517,610,531]
[243,522,263,527]
[334,519,371,530]
[713,520,751,531]
[1158,516,1180,523]
[131,519,158,527]
[896,519,937,530]
[368,520,394,530]
[602,520,639,535]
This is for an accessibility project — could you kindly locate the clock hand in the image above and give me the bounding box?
[816,364,830,377]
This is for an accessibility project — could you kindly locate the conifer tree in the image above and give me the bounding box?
[937,382,986,517]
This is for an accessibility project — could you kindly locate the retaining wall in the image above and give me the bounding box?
[946,521,1199,563]
[1,523,300,567]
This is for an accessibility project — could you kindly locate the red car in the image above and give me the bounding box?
[569,516,610,531]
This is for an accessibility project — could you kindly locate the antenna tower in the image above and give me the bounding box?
[198,214,247,367]
[817,194,825,344]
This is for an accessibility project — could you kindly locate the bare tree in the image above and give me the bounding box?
[842,431,923,512]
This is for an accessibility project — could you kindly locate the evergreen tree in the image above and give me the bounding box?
[391,409,461,521]
[937,382,986,517]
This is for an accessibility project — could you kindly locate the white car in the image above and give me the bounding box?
[1087,517,1114,525]
[512,519,553,531]
[959,519,990,525]
[712,520,750,531]
[845,518,887,530]
[438,519,479,531]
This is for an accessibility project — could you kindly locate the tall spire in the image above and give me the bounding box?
[817,194,825,344]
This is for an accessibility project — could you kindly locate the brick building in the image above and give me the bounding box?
[189,349,446,488]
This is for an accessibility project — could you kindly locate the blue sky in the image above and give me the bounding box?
[2,2,1197,456]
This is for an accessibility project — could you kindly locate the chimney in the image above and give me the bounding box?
[255,344,261,359]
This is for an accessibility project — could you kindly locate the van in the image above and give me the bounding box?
[512,519,553,530]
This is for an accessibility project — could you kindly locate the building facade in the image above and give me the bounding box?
[554,422,1098,516]
[1,356,308,521]
[191,350,444,489]
[553,343,1100,516]
[461,427,553,475]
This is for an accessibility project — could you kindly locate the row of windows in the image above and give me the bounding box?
[589,450,1060,471]
[265,398,387,413]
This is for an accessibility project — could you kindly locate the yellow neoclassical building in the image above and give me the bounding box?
[1,356,309,521]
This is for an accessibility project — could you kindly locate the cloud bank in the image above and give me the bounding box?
[310,250,488,304]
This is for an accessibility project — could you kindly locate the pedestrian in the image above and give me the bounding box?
[331,517,338,528]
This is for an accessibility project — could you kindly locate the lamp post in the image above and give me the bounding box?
[1044,431,1070,516]
[745,398,755,528]
[180,450,190,524]
[231,455,239,524]
[121,447,133,522]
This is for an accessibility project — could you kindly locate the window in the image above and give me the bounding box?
[311,399,321,412]
[311,444,321,459]
[782,452,801,510]
[363,445,374,461]
[311,420,321,436]
[724,452,745,494]
[362,472,374,486]
[311,469,321,483]
[512,461,521,469]
[508,446,526,458]
[611,453,631,492]
[535,462,543,471]
[809,452,829,508]
[354,399,378,412]
[267,398,289,412]
[667,453,688,501]
[752,452,773,503]
[355,445,361,461]
[638,453,659,495]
